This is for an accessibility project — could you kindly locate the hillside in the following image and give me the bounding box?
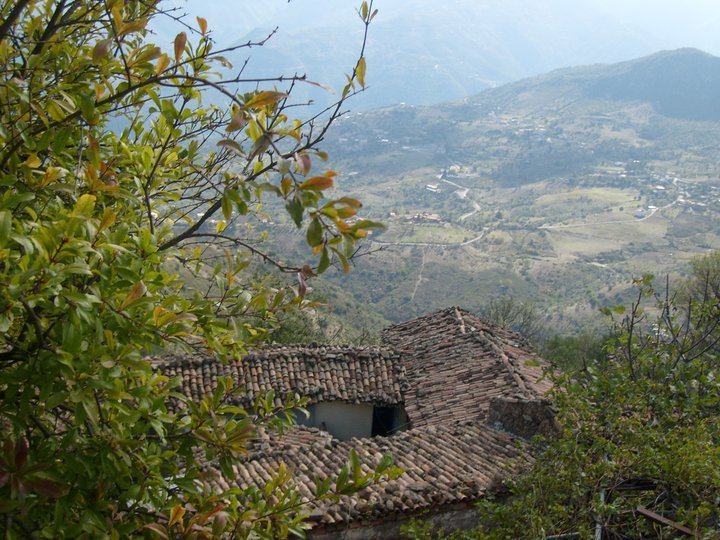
[301,49,720,331]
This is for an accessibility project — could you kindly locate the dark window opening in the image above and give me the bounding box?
[372,406,397,437]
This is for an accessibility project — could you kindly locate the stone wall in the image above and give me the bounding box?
[488,397,559,440]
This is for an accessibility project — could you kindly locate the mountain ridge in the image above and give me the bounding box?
[455,48,720,122]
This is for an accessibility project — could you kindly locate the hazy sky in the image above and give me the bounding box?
[158,0,720,55]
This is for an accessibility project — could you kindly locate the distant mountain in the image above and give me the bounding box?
[325,48,720,186]
[583,49,720,121]
[226,0,659,110]
[161,0,720,112]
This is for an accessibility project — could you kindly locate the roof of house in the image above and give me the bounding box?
[206,421,530,527]
[383,306,552,428]
[154,345,406,409]
[156,307,552,530]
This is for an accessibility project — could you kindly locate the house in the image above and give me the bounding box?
[157,307,555,538]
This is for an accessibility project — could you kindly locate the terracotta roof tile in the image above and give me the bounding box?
[154,345,406,409]
[382,307,552,428]
[155,307,553,530]
[206,422,530,527]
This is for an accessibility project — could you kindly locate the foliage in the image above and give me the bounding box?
[465,272,720,539]
[539,331,608,371]
[482,296,546,343]
[0,0,396,537]
[681,249,720,306]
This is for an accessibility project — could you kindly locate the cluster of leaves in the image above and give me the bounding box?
[482,296,546,344]
[0,0,393,537]
[406,258,720,539]
[470,269,720,539]
[539,331,608,372]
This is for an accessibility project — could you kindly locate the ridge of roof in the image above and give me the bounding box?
[151,344,398,368]
[155,346,407,408]
[381,306,551,427]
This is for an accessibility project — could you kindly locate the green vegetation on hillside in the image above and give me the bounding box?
[406,254,720,539]
[317,49,720,332]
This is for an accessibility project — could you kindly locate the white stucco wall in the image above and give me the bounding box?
[300,402,374,440]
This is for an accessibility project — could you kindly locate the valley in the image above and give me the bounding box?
[309,49,720,333]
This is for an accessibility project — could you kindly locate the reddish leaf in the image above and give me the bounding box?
[25,477,67,498]
[336,207,357,219]
[299,176,333,191]
[301,264,317,278]
[337,196,363,208]
[294,152,311,175]
[174,32,187,61]
[243,91,287,109]
[155,53,170,75]
[225,110,247,133]
[92,39,112,63]
[14,438,28,470]
[304,79,334,93]
[297,272,307,299]
[217,139,244,155]
[197,17,208,36]
[168,504,186,528]
[120,281,147,309]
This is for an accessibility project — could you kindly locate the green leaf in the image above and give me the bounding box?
[335,466,349,492]
[317,247,330,274]
[350,448,361,481]
[306,218,323,247]
[286,198,304,228]
[0,210,11,246]
[222,190,233,220]
[144,523,169,539]
[72,194,96,217]
[377,452,394,473]
[350,219,385,231]
[79,94,96,124]
[356,56,366,88]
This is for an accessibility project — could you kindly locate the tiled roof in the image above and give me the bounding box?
[155,345,406,408]
[156,306,553,531]
[206,422,530,528]
[382,307,552,428]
